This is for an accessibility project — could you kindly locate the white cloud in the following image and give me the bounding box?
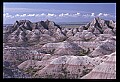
[91,13,95,17]
[20,14,27,17]
[3,13,6,17]
[97,13,115,18]
[59,13,64,17]
[69,13,80,17]
[27,14,35,17]
[4,7,115,19]
[3,12,116,19]
[35,14,40,17]
[103,13,110,17]
[35,13,47,17]
[82,14,91,18]
[3,13,14,18]
[6,15,14,18]
[58,13,71,17]
[47,13,53,16]
[64,13,69,16]
[75,12,80,16]
[15,14,20,17]
[77,12,80,15]
[46,13,57,18]
[97,13,103,16]
[3,13,9,17]
[41,13,46,16]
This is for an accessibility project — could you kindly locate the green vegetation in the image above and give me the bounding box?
[79,48,90,56]
[24,66,39,76]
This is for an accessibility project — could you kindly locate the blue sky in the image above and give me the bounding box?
[3,3,116,24]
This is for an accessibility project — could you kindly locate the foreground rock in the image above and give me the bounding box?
[81,52,116,79]
[33,55,103,79]
[3,61,31,78]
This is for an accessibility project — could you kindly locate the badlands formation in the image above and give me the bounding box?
[3,17,116,79]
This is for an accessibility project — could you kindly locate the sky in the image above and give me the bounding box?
[3,3,116,24]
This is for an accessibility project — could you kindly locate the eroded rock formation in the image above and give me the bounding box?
[3,18,116,79]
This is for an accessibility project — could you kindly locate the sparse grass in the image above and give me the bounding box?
[24,66,39,76]
[79,48,90,56]
[61,25,80,29]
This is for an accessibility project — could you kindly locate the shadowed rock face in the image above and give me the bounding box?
[3,17,116,79]
[3,20,64,47]
[85,17,116,36]
[3,61,32,78]
[89,37,116,57]
[3,47,32,63]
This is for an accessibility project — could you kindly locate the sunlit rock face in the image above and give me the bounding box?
[3,17,116,79]
[67,30,97,42]
[33,55,103,79]
[53,41,84,56]
[52,28,67,42]
[95,34,113,41]
[40,41,84,56]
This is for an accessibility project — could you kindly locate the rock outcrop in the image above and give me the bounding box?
[33,55,103,79]
[3,17,116,79]
[89,37,116,57]
[40,41,84,56]
[81,52,116,79]
[3,19,63,47]
[3,61,31,78]
[85,17,116,36]
[67,30,96,42]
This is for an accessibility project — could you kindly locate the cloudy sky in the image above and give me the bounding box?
[3,3,116,24]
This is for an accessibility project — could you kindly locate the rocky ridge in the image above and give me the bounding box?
[3,17,116,79]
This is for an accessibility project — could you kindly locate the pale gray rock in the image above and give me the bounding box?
[72,28,79,35]
[103,28,115,35]
[67,30,96,42]
[34,55,102,79]
[95,34,113,41]
[81,52,116,79]
[52,28,67,42]
[66,29,74,38]
[39,34,56,45]
[78,26,84,32]
[89,39,116,57]
[54,41,84,56]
